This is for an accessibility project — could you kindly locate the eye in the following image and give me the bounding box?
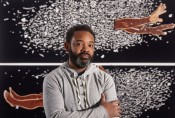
[89,44,94,48]
[76,42,83,46]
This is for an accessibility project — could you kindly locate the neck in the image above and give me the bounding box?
[68,59,87,73]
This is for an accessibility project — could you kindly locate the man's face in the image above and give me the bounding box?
[67,31,95,68]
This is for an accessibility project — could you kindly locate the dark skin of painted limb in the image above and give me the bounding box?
[115,3,175,36]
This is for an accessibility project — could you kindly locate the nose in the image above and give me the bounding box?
[81,44,89,52]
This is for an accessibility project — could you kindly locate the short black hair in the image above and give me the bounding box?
[65,24,95,44]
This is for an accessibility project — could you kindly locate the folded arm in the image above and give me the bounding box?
[43,76,109,118]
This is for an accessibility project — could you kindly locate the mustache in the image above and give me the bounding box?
[78,52,91,58]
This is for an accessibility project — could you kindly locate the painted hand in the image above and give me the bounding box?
[149,3,167,23]
[150,23,175,36]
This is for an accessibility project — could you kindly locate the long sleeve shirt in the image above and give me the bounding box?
[43,62,117,118]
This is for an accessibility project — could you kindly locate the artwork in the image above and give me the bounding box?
[0,0,175,118]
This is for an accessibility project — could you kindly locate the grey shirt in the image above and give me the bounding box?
[43,62,117,118]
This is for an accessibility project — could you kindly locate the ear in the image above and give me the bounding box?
[64,42,70,53]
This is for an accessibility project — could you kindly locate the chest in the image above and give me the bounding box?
[62,76,104,110]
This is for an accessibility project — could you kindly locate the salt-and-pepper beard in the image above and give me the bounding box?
[69,49,94,68]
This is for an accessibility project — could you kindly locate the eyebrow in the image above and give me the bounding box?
[75,40,83,42]
[75,40,94,43]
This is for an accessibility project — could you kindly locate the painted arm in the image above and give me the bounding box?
[9,87,42,100]
[114,3,167,30]
[123,24,175,36]
[3,90,43,110]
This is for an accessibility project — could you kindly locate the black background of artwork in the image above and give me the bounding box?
[0,0,175,62]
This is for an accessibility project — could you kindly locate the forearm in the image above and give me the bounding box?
[45,105,109,118]
[123,25,166,35]
[13,94,43,100]
[43,87,109,118]
[10,87,43,100]
[43,76,109,118]
[114,17,150,30]
[15,99,43,110]
[123,25,151,35]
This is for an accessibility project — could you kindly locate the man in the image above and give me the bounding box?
[43,25,121,118]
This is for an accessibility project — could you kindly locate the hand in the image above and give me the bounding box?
[149,3,167,23]
[150,23,175,36]
[4,90,15,107]
[100,94,122,118]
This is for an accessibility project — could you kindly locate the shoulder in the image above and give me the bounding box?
[93,65,114,82]
[45,66,62,78]
[43,66,64,86]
